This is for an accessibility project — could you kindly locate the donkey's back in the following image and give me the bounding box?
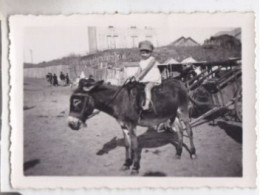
[124,78,190,127]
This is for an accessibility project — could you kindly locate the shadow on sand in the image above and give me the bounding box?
[217,121,242,144]
[143,171,167,176]
[24,159,40,172]
[96,127,192,157]
[23,105,35,111]
[96,128,195,176]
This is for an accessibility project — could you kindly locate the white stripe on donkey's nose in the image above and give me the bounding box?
[67,116,87,127]
[68,116,80,124]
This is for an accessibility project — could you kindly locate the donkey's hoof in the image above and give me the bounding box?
[130,169,139,175]
[175,154,181,159]
[120,165,130,171]
[190,154,197,159]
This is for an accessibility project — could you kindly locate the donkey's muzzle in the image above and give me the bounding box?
[68,116,82,131]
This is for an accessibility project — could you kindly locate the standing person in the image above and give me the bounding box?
[53,73,58,86]
[134,40,162,110]
[46,72,53,85]
[65,73,70,85]
[88,74,95,82]
[59,71,65,85]
[49,73,53,85]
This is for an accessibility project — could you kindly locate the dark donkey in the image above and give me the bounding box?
[68,78,197,174]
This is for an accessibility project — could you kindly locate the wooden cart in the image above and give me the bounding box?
[158,58,242,126]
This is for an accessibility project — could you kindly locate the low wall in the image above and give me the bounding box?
[24,65,70,78]
[24,65,126,85]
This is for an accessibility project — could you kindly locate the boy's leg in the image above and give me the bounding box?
[143,82,156,110]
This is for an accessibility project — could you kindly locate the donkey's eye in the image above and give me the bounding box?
[71,98,84,112]
[73,99,82,108]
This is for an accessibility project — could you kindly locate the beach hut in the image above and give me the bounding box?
[181,56,207,75]
[159,58,180,79]
[163,58,179,65]
[181,56,197,64]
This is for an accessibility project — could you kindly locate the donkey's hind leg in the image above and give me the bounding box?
[184,119,197,159]
[178,107,197,159]
[173,117,183,159]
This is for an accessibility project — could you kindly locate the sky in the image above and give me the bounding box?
[23,26,236,64]
[24,27,89,64]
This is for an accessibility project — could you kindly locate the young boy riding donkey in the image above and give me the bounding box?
[134,40,161,111]
[68,40,197,175]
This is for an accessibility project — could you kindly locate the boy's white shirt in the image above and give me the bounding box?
[139,56,162,84]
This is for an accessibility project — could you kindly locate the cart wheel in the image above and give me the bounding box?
[235,88,242,122]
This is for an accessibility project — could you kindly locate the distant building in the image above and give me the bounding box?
[203,34,241,49]
[234,31,241,41]
[88,26,158,51]
[171,36,200,47]
[214,28,241,41]
[88,27,98,53]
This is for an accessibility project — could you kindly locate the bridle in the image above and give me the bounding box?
[71,77,135,120]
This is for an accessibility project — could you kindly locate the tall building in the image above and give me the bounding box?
[88,27,98,53]
[88,26,158,51]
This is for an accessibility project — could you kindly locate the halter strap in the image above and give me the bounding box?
[72,77,134,119]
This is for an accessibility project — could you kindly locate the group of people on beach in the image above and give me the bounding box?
[46,72,70,86]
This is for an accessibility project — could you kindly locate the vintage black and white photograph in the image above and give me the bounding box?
[9,14,255,188]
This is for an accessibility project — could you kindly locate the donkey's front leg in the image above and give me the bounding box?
[129,127,140,175]
[120,125,133,171]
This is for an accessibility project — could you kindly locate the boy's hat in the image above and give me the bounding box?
[138,40,154,51]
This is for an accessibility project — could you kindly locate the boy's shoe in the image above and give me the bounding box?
[142,101,151,110]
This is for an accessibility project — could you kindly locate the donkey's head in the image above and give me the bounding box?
[68,79,104,130]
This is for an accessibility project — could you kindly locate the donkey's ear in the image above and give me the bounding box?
[82,80,104,92]
[82,85,95,92]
